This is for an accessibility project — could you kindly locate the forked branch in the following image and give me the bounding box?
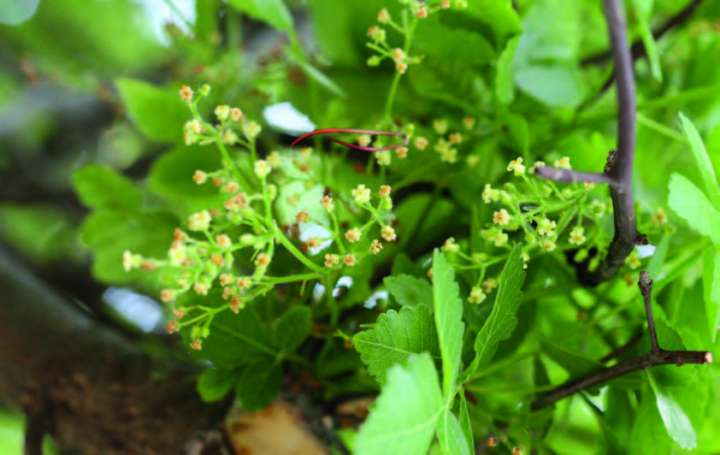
[531,272,712,410]
[535,0,638,285]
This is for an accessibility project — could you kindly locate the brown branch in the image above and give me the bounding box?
[582,0,704,66]
[536,0,638,285]
[533,166,616,185]
[531,272,712,410]
[0,247,230,454]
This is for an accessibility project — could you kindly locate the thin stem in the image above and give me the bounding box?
[638,271,660,353]
[534,166,616,186]
[273,223,324,273]
[383,12,417,123]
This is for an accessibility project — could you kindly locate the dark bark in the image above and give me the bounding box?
[0,247,230,454]
[535,0,638,285]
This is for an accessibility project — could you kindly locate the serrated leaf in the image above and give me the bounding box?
[227,0,293,33]
[272,306,311,352]
[353,305,439,383]
[468,245,525,375]
[432,250,465,397]
[115,78,188,142]
[384,274,433,308]
[437,410,471,455]
[679,113,720,208]
[355,353,443,455]
[196,367,236,403]
[646,370,697,450]
[72,165,143,210]
[668,173,720,244]
[235,362,283,411]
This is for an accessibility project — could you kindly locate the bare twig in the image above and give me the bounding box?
[531,272,712,410]
[536,0,638,285]
[533,166,615,185]
[638,271,660,354]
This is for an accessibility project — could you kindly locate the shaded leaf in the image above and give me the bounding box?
[197,367,236,403]
[235,362,283,411]
[436,410,471,455]
[272,306,312,352]
[646,370,697,450]
[115,78,188,142]
[432,250,465,397]
[668,173,720,244]
[353,305,439,383]
[468,245,525,374]
[679,112,720,208]
[72,165,142,211]
[227,0,293,33]
[384,274,433,308]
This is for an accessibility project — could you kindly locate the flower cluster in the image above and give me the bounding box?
[122,85,400,349]
[366,1,465,74]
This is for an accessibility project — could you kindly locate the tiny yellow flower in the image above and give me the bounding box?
[242,121,261,140]
[381,225,397,242]
[179,85,193,102]
[396,146,408,159]
[507,157,526,176]
[376,151,391,166]
[188,210,212,231]
[324,254,340,268]
[449,132,463,144]
[255,252,271,268]
[192,170,207,184]
[378,185,392,198]
[214,105,230,122]
[463,116,476,130]
[536,217,557,237]
[193,282,210,295]
[482,184,500,203]
[554,156,571,169]
[367,25,386,42]
[321,194,334,212]
[482,278,498,294]
[433,119,448,135]
[569,226,586,246]
[377,8,391,23]
[493,209,511,226]
[370,239,383,255]
[343,254,357,267]
[442,237,460,253]
[345,228,361,243]
[468,286,487,304]
[651,208,667,226]
[267,151,281,167]
[357,134,372,147]
[414,136,429,150]
[230,107,243,122]
[254,160,271,178]
[542,239,557,252]
[352,184,372,205]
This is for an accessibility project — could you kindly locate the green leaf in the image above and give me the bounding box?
[115,78,188,143]
[275,181,329,227]
[72,165,143,210]
[148,146,224,217]
[183,303,279,367]
[468,245,525,375]
[197,367,236,402]
[353,305,439,383]
[631,0,662,81]
[646,370,697,450]
[432,250,465,397]
[80,209,175,283]
[458,393,474,451]
[272,306,312,352]
[668,173,720,244]
[679,113,720,208]
[436,410,471,455]
[495,36,519,105]
[235,362,283,411]
[355,353,443,455]
[703,248,720,341]
[384,274,433,308]
[227,0,293,33]
[0,203,77,264]
[514,64,586,108]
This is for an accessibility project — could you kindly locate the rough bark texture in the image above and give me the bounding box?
[0,247,230,454]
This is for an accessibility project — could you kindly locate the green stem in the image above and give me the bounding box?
[273,223,324,273]
[383,12,417,123]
